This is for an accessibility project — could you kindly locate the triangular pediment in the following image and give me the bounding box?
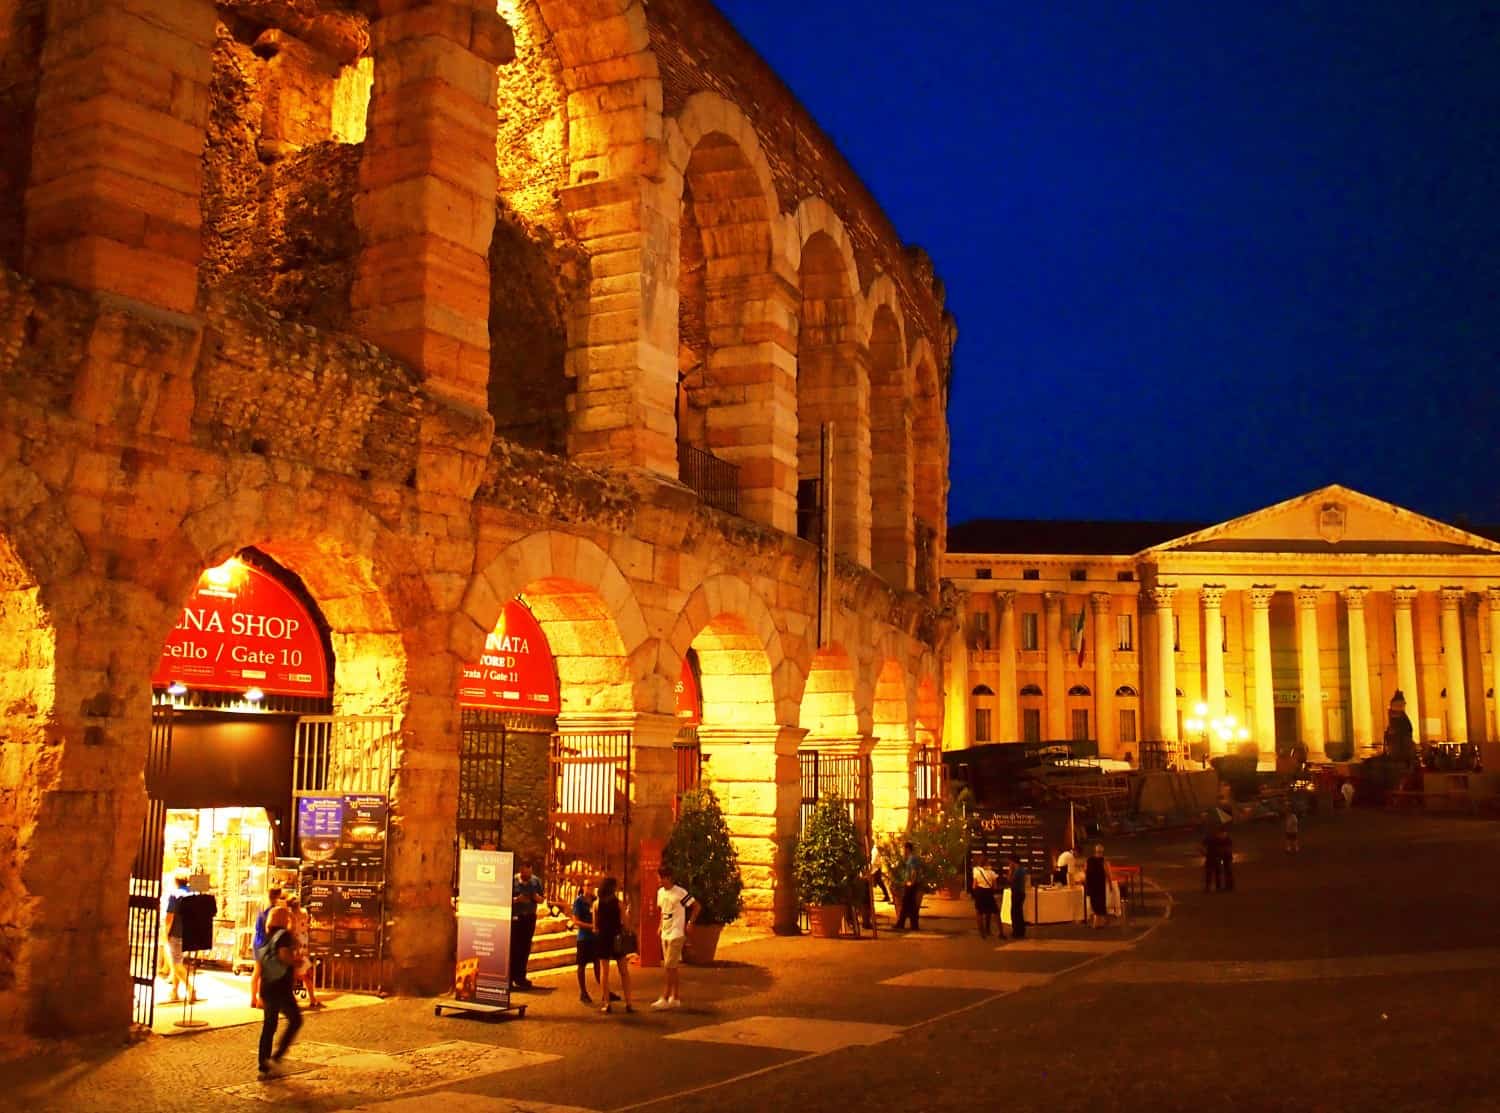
[1143,485,1500,556]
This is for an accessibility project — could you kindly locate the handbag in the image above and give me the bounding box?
[613,927,638,958]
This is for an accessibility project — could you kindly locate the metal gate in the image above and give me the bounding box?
[673,724,702,818]
[457,708,554,881]
[293,714,396,994]
[797,750,871,848]
[914,745,944,817]
[128,705,174,1027]
[547,729,631,904]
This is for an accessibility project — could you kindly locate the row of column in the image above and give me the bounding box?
[1150,583,1499,757]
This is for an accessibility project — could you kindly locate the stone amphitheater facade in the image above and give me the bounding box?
[0,0,956,1035]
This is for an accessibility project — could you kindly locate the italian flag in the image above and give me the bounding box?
[1073,607,1087,666]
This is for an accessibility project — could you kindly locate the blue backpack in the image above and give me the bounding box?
[257,927,292,981]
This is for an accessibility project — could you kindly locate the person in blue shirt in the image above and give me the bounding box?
[894,841,923,931]
[162,871,193,1003]
[249,887,283,1009]
[510,863,544,989]
[571,878,600,1004]
[1006,854,1028,940]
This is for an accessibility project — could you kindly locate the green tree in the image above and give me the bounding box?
[662,787,743,925]
[793,794,865,906]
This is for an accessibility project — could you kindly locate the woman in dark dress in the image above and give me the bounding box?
[1084,844,1111,928]
[593,876,635,1014]
[971,855,999,938]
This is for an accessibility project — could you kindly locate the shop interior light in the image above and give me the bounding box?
[244,687,265,702]
[167,681,188,696]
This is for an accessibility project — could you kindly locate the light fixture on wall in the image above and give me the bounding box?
[167,681,188,697]
[244,687,265,703]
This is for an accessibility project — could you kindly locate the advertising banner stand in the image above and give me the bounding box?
[435,849,528,1021]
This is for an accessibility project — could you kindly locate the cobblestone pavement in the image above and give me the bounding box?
[6,809,1498,1113]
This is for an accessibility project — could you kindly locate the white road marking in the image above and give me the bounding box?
[880,968,1053,991]
[665,1015,904,1054]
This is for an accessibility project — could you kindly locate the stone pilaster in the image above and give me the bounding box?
[1091,592,1114,754]
[24,0,218,313]
[996,590,1018,741]
[869,734,916,840]
[1150,585,1179,745]
[1043,591,1065,741]
[1201,585,1227,733]
[352,0,515,411]
[1296,586,1325,759]
[1489,588,1500,745]
[1393,587,1422,741]
[1249,586,1276,758]
[1343,587,1374,755]
[698,724,805,931]
[1440,588,1469,743]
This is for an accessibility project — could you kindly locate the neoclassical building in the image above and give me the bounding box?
[943,486,1500,765]
[0,0,955,1035]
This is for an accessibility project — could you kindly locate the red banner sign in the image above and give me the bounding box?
[458,599,559,713]
[675,656,701,725]
[152,558,329,697]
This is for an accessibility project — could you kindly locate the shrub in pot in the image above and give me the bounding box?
[793,794,865,938]
[663,787,742,964]
[909,789,972,896]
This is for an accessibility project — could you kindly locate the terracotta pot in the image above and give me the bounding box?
[684,922,724,965]
[811,903,844,938]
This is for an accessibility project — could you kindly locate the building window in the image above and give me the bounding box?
[1116,614,1133,651]
[975,568,992,580]
[1071,708,1090,742]
[1022,708,1042,743]
[974,707,992,742]
[1021,612,1040,651]
[1119,708,1137,743]
[1022,568,1040,581]
[1117,571,1136,582]
[1070,569,1087,582]
[1173,614,1181,652]
[970,612,991,649]
[1115,685,1138,698]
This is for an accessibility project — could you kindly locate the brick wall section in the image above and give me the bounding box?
[647,0,951,361]
[0,0,45,270]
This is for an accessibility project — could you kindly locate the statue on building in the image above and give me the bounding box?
[1383,690,1416,763]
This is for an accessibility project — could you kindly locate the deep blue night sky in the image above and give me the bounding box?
[714,2,1499,527]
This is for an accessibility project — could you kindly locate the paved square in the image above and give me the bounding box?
[998,939,1133,953]
[350,1094,597,1113]
[666,1015,903,1054]
[880,968,1054,990]
[222,1040,559,1103]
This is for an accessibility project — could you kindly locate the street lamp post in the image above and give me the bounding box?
[1184,701,1251,767]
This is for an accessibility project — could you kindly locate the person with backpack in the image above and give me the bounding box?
[256,906,303,1077]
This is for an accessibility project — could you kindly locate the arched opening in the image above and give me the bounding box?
[868,304,912,588]
[201,6,373,327]
[1067,685,1093,744]
[675,132,779,518]
[971,684,996,743]
[912,351,944,594]
[801,644,859,740]
[1019,684,1044,744]
[797,232,868,564]
[1115,684,1141,751]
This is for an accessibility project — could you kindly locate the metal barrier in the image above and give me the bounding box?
[678,441,740,515]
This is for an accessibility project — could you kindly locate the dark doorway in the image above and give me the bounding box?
[1274,706,1300,753]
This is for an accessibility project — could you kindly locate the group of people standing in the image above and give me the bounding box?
[564,865,699,1015]
[968,853,1030,940]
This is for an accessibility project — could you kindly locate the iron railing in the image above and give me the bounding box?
[674,725,703,818]
[678,441,740,515]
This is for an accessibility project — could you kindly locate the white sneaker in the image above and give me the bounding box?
[667,998,682,1009]
[650,997,671,1010]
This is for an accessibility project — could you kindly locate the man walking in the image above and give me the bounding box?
[256,906,303,1077]
[894,841,923,931]
[510,862,544,990]
[1007,853,1029,940]
[652,865,697,1010]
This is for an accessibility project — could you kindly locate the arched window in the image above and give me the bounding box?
[1018,684,1043,743]
[1115,685,1138,698]
[1019,684,1043,697]
[972,684,994,696]
[1175,688,1185,698]
[1067,684,1091,697]
[971,684,995,742]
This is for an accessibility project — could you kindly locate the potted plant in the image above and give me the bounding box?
[662,786,743,964]
[793,794,865,938]
[910,789,972,897]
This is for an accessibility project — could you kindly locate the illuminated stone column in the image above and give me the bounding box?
[352,0,515,411]
[870,733,916,840]
[1202,585,1227,728]
[24,0,218,313]
[621,711,684,855]
[1393,588,1423,741]
[996,590,1019,741]
[1151,585,1179,746]
[1250,587,1276,759]
[1343,587,1374,755]
[1489,588,1500,744]
[1440,588,1469,743]
[698,724,805,931]
[1043,592,1066,740]
[1296,586,1325,759]
[1091,592,1115,754]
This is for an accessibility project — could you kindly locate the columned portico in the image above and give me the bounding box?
[1151,584,1178,747]
[1343,587,1374,754]
[1393,587,1422,742]
[1440,587,1469,743]
[996,590,1019,740]
[1296,586,1325,758]
[1249,586,1276,758]
[1490,587,1500,744]
[1091,592,1114,754]
[1202,585,1226,723]
[1043,591,1066,740]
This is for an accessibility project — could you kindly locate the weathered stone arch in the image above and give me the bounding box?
[665,92,797,532]
[866,276,913,590]
[801,642,861,740]
[872,655,913,744]
[790,197,860,291]
[666,573,788,726]
[796,217,870,567]
[463,531,655,715]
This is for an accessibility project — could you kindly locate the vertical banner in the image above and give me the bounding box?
[455,849,513,1007]
[638,838,664,968]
